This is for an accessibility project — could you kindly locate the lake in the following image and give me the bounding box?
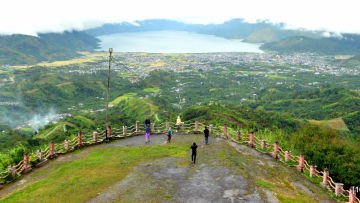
[97,31,263,53]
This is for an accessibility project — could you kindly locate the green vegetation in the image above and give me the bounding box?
[262,35,360,54]
[86,19,322,43]
[143,87,161,93]
[181,105,360,187]
[0,134,333,202]
[309,118,349,131]
[255,179,274,189]
[0,31,99,65]
[1,143,187,202]
[0,52,359,190]
[110,93,137,106]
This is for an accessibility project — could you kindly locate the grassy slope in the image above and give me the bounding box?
[0,135,334,202]
[1,143,187,202]
[111,93,159,122]
[309,117,349,131]
[0,32,99,65]
[261,35,360,54]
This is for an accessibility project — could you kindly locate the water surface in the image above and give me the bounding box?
[97,31,263,53]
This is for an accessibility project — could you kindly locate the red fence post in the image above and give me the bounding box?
[22,154,31,172]
[195,121,199,132]
[93,131,98,143]
[64,140,69,151]
[272,142,280,159]
[322,168,329,186]
[248,131,255,147]
[135,121,140,133]
[107,126,112,139]
[310,165,317,177]
[78,131,83,147]
[297,154,305,172]
[349,187,356,203]
[224,124,228,139]
[49,142,55,157]
[123,126,127,136]
[335,183,344,196]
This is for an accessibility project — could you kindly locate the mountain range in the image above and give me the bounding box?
[0,31,99,65]
[86,19,321,43]
[1,19,360,65]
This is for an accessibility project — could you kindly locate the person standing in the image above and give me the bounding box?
[204,126,210,144]
[144,117,151,144]
[167,127,173,143]
[190,142,198,164]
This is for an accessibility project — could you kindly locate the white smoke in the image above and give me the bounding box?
[0,106,71,132]
[27,109,58,132]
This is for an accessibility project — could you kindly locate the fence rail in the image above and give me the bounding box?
[0,120,358,202]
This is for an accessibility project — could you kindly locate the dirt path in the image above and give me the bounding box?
[0,134,335,202]
[87,137,335,203]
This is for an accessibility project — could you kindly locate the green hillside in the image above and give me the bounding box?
[86,19,324,43]
[261,35,360,54]
[181,105,360,187]
[0,52,359,191]
[0,31,99,65]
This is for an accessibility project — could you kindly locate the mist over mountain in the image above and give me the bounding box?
[86,19,321,42]
[2,18,360,66]
[87,18,360,54]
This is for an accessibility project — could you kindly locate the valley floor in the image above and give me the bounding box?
[0,134,334,202]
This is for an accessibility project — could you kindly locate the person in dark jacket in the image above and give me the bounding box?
[190,142,198,164]
[167,127,173,143]
[144,118,151,144]
[204,126,209,144]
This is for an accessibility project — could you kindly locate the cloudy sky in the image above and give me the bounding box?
[1,0,359,35]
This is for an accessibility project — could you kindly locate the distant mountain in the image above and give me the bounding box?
[261,35,360,54]
[86,19,320,42]
[0,31,99,65]
[87,19,360,55]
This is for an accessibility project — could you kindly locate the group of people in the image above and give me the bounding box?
[144,117,210,164]
[144,117,173,144]
[191,126,210,164]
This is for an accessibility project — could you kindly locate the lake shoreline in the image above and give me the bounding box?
[97,30,263,53]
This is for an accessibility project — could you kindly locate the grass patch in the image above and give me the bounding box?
[111,93,137,106]
[309,117,349,131]
[255,179,274,189]
[276,193,318,203]
[1,144,187,203]
[143,87,160,93]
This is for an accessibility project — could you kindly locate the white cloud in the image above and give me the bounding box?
[1,0,360,35]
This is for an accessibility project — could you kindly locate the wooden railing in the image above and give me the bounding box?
[199,122,359,203]
[0,120,359,202]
